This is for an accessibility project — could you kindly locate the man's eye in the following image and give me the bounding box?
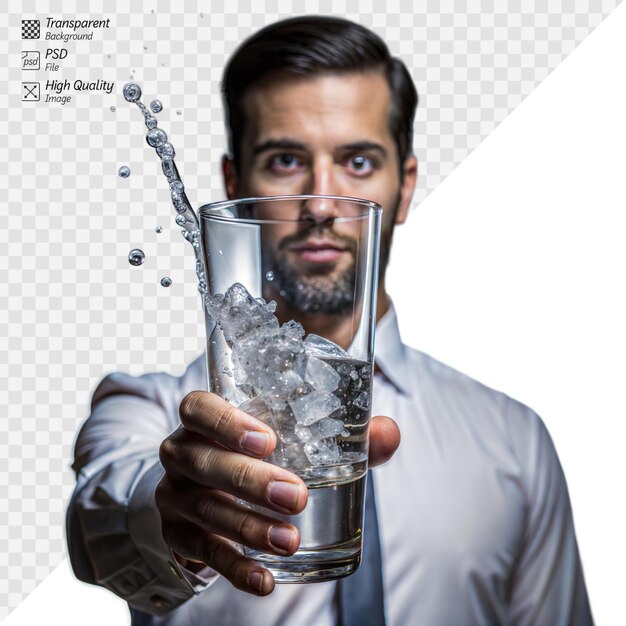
[269,154,301,172]
[347,155,375,176]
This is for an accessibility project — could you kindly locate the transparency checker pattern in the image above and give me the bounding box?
[0,0,621,617]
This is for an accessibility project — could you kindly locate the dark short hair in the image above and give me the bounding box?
[221,16,418,176]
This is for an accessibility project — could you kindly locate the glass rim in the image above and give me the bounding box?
[198,194,382,225]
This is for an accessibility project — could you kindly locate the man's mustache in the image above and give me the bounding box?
[277,225,358,255]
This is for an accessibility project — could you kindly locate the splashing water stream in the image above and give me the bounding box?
[123,82,208,304]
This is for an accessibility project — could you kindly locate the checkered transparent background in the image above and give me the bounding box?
[0,0,621,617]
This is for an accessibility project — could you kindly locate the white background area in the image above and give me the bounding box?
[392,6,626,624]
[4,4,626,626]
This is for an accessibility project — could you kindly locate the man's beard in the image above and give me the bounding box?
[270,252,356,315]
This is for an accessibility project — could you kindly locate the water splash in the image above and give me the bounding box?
[123,82,207,301]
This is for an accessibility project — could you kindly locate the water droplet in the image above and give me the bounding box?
[146,128,167,147]
[175,214,186,226]
[170,180,184,193]
[109,105,116,112]
[107,54,111,59]
[128,249,145,266]
[150,99,163,114]
[151,8,154,13]
[143,45,148,50]
[160,276,172,287]
[297,283,304,290]
[279,290,287,297]
[200,12,204,17]
[155,225,162,233]
[145,116,158,129]
[123,83,141,102]
[129,74,134,80]
[176,109,181,115]
[265,271,275,281]
[218,250,223,255]
[156,142,175,158]
[118,165,130,178]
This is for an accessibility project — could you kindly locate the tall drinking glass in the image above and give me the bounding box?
[198,195,381,583]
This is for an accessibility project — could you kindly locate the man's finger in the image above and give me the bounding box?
[159,435,308,515]
[179,391,277,458]
[162,521,275,596]
[158,479,300,556]
[368,415,401,467]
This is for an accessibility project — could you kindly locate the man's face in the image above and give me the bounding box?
[222,71,417,314]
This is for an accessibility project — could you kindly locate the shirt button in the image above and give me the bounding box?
[150,594,171,610]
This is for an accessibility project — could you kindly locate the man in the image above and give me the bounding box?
[67,16,593,625]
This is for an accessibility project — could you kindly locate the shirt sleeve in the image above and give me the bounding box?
[66,368,220,617]
[506,399,594,625]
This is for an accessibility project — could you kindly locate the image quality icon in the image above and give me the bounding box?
[22,82,40,101]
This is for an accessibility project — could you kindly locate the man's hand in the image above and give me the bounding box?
[156,391,400,596]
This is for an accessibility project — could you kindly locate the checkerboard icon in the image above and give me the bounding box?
[22,19,40,39]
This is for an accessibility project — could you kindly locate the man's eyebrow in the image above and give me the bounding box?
[252,139,309,156]
[252,139,388,158]
[336,141,387,158]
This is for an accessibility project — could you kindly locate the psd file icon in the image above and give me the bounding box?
[22,51,40,70]
[22,19,40,39]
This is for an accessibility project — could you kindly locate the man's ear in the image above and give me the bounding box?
[221,154,238,200]
[395,155,418,225]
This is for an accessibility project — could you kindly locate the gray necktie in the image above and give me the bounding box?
[337,470,386,626]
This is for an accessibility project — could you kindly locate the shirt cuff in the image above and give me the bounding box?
[127,460,220,613]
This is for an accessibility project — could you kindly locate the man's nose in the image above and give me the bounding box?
[300,157,339,222]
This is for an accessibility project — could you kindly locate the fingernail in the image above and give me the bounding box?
[268,480,301,510]
[269,525,296,552]
[248,570,265,594]
[241,431,270,455]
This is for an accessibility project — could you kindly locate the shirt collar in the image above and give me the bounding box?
[374,301,412,396]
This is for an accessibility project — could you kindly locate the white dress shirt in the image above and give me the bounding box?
[67,305,593,625]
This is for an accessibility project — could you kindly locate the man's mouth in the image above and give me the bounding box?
[288,239,347,263]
